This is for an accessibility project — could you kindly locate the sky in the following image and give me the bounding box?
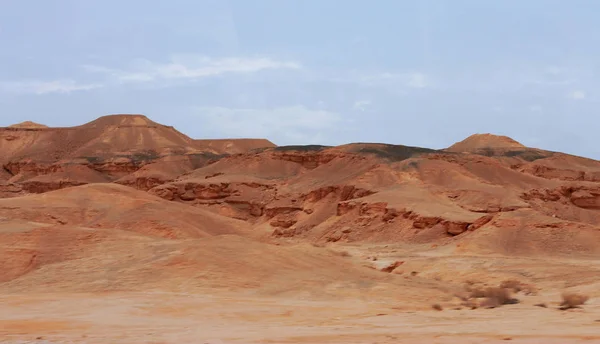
[1,0,600,158]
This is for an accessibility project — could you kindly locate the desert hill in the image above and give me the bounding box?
[0,184,446,305]
[0,114,276,195]
[0,114,209,163]
[446,133,526,152]
[9,121,49,129]
[145,140,600,257]
[3,115,600,342]
[2,115,600,256]
[70,114,206,157]
[0,183,245,238]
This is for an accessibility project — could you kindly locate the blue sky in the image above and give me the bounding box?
[1,0,599,157]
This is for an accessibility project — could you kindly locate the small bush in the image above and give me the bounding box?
[461,299,479,309]
[432,303,443,311]
[453,290,470,302]
[560,292,589,310]
[451,281,521,310]
[469,287,487,299]
[499,279,538,295]
[464,279,478,286]
[480,297,501,309]
[480,287,518,309]
[500,279,523,292]
[485,287,510,306]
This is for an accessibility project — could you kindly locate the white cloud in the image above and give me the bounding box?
[353,99,371,111]
[407,73,429,88]
[0,79,102,95]
[84,55,301,83]
[193,105,343,145]
[568,90,586,100]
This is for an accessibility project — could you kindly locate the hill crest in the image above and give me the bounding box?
[194,138,277,154]
[81,114,161,128]
[8,121,49,129]
[446,133,525,152]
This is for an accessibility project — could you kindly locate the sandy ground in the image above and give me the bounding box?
[2,245,600,344]
[2,291,600,344]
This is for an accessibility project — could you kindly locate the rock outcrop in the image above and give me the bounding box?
[3,115,600,255]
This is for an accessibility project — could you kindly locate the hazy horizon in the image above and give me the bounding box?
[1,0,599,157]
[0,113,547,153]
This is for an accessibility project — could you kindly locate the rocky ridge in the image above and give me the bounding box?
[3,116,600,255]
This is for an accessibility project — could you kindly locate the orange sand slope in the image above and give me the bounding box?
[0,114,276,195]
[2,114,600,343]
[3,114,600,255]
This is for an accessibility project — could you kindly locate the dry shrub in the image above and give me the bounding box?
[448,280,521,310]
[461,299,479,309]
[469,287,487,299]
[432,303,443,311]
[480,287,517,309]
[464,279,478,286]
[483,288,508,308]
[500,279,523,292]
[500,279,538,295]
[521,284,539,296]
[479,297,498,309]
[486,287,512,303]
[453,290,470,302]
[560,292,589,310]
[329,249,351,257]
